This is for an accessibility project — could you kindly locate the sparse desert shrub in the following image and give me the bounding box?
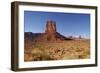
[24,53,33,61]
[24,40,90,61]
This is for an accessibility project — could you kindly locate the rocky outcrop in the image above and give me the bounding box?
[25,20,72,42]
[45,20,56,34]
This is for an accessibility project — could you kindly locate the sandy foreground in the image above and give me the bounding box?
[24,39,90,61]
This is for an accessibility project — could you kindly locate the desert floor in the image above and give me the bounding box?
[24,39,90,61]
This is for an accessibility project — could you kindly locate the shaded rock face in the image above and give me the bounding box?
[25,20,72,42]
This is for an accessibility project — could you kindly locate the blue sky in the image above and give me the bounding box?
[24,11,90,38]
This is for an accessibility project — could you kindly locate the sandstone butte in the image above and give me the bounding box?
[25,20,72,42]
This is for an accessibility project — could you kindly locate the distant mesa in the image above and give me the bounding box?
[25,20,72,42]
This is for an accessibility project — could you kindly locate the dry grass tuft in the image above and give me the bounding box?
[24,39,90,61]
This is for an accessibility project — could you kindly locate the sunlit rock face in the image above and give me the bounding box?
[25,20,72,42]
[44,20,72,41]
[45,20,57,34]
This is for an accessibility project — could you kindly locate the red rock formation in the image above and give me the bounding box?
[45,20,56,34]
[45,20,57,41]
[25,20,72,42]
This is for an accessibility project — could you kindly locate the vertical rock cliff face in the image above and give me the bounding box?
[44,20,72,41]
[25,20,72,42]
[45,20,56,34]
[45,20,57,41]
